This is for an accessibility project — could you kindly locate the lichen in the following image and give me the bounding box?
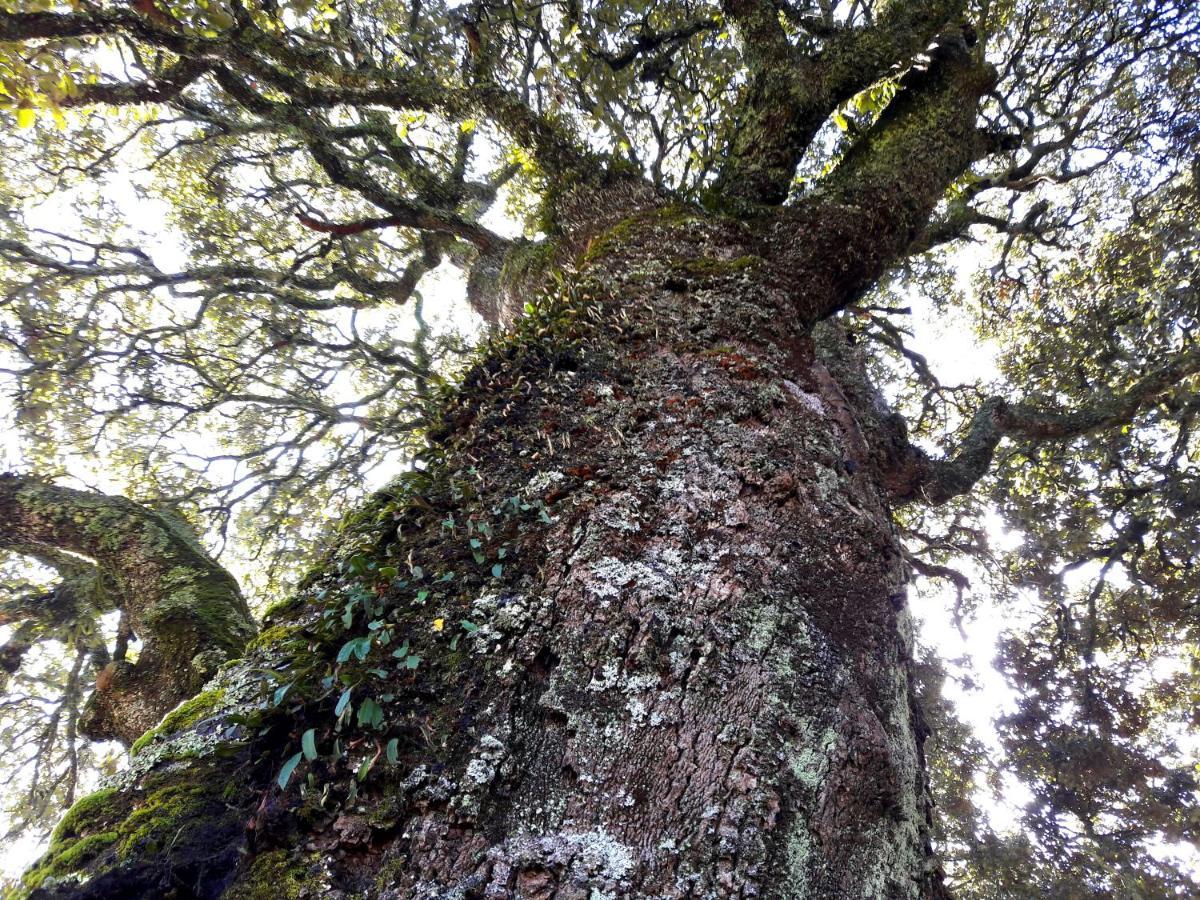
[129,687,227,756]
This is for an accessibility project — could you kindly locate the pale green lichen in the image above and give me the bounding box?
[129,687,227,756]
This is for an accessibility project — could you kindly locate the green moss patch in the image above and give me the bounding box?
[129,687,227,756]
[224,850,310,900]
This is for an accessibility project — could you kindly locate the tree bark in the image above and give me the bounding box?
[18,37,996,900]
[17,193,945,900]
[0,477,255,745]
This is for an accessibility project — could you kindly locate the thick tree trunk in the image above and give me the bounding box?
[22,191,945,900]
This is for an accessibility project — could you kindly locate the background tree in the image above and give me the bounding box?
[0,0,1195,897]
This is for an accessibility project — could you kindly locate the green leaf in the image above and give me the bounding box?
[272,683,292,706]
[277,752,303,790]
[301,728,318,761]
[461,620,479,634]
[378,566,399,579]
[405,654,422,670]
[336,636,371,663]
[491,563,504,578]
[356,698,383,729]
[335,688,352,717]
[356,756,373,781]
[386,738,399,764]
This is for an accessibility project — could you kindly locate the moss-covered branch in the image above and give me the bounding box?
[714,0,968,205]
[0,475,255,743]
[769,30,995,325]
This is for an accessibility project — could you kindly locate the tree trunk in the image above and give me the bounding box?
[22,188,946,900]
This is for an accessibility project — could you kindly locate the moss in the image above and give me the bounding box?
[129,687,226,756]
[50,787,122,843]
[500,238,559,292]
[141,574,253,660]
[115,782,217,859]
[245,623,304,654]
[261,593,304,623]
[581,203,703,265]
[224,850,309,900]
[21,832,119,891]
[675,255,762,277]
[20,788,128,895]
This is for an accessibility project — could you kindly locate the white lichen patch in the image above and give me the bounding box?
[482,828,636,899]
[782,379,825,416]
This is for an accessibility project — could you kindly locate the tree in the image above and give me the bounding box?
[0,0,1196,897]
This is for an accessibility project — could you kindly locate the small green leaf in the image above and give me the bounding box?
[337,636,371,663]
[378,566,399,579]
[272,683,292,706]
[357,698,383,729]
[301,728,318,761]
[461,620,479,634]
[335,688,352,717]
[491,563,503,578]
[386,738,399,764]
[405,654,422,670]
[277,752,303,790]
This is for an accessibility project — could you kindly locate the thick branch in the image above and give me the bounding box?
[768,32,995,325]
[0,475,255,743]
[714,0,968,205]
[889,346,1200,505]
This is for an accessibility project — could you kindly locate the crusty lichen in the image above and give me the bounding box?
[128,687,227,756]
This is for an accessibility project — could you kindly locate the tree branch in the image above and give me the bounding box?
[888,346,1200,505]
[769,30,995,324]
[714,0,968,205]
[0,475,255,744]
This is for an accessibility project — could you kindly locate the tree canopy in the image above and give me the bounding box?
[0,0,1196,895]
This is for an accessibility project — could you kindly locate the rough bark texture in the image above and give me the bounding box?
[17,191,946,900]
[15,35,996,900]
